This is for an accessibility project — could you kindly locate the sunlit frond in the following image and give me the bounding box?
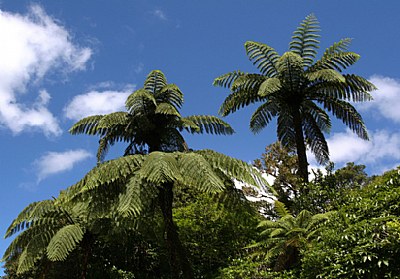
[289,14,320,67]
[245,41,279,77]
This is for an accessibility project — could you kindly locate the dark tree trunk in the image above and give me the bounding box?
[292,108,309,183]
[159,184,194,279]
[81,233,93,279]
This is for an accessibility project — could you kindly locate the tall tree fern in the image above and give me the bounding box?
[214,14,376,182]
[67,70,270,278]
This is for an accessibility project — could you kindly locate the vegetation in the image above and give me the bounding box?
[3,14,399,279]
[214,14,375,182]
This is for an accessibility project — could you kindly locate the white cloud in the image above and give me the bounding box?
[152,9,167,20]
[309,129,400,174]
[0,5,92,136]
[34,149,92,181]
[358,76,400,123]
[64,87,134,120]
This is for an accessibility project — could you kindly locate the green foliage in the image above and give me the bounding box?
[300,169,400,278]
[252,201,333,271]
[214,14,376,182]
[173,193,259,277]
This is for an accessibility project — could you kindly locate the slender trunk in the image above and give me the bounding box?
[159,184,194,279]
[292,108,309,183]
[81,233,93,279]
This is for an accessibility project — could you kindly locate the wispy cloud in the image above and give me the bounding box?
[64,85,135,120]
[134,62,144,74]
[33,149,92,182]
[0,5,92,136]
[152,9,167,21]
[358,76,400,123]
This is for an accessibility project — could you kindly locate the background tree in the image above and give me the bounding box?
[214,14,376,182]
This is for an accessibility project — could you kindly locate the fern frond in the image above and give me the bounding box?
[213,70,245,88]
[258,78,281,97]
[274,201,290,218]
[289,14,320,67]
[125,89,157,114]
[156,84,184,108]
[218,87,262,116]
[69,115,103,135]
[138,152,181,184]
[323,38,352,56]
[183,115,234,135]
[195,149,271,192]
[177,153,226,193]
[97,112,129,130]
[245,41,279,77]
[316,96,369,140]
[306,69,345,83]
[231,74,266,91]
[144,70,168,93]
[310,52,360,72]
[250,100,279,134]
[155,103,181,117]
[46,224,85,261]
[303,112,330,164]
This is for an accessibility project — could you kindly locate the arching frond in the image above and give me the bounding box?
[156,84,184,108]
[125,88,157,114]
[250,100,279,134]
[17,235,47,274]
[306,69,345,83]
[155,102,181,117]
[231,74,266,92]
[219,87,262,116]
[274,201,290,218]
[303,101,331,133]
[46,224,85,261]
[177,152,226,193]
[117,175,154,217]
[245,41,279,77]
[184,115,234,135]
[303,113,330,164]
[69,115,103,135]
[258,78,281,97]
[277,108,295,147]
[144,70,167,94]
[138,152,181,184]
[316,97,369,140]
[323,38,352,57]
[97,112,129,130]
[289,14,320,67]
[6,200,56,238]
[213,70,245,88]
[310,52,360,73]
[195,149,271,193]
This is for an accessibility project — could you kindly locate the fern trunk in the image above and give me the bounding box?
[292,108,309,183]
[81,233,93,279]
[158,184,194,279]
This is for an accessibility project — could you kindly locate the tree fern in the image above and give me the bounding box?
[215,14,376,182]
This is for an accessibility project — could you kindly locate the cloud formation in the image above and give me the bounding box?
[358,76,400,123]
[64,87,134,120]
[0,5,92,136]
[310,129,400,174]
[152,9,167,21]
[34,149,92,182]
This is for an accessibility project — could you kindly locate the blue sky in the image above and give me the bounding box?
[1,0,400,271]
